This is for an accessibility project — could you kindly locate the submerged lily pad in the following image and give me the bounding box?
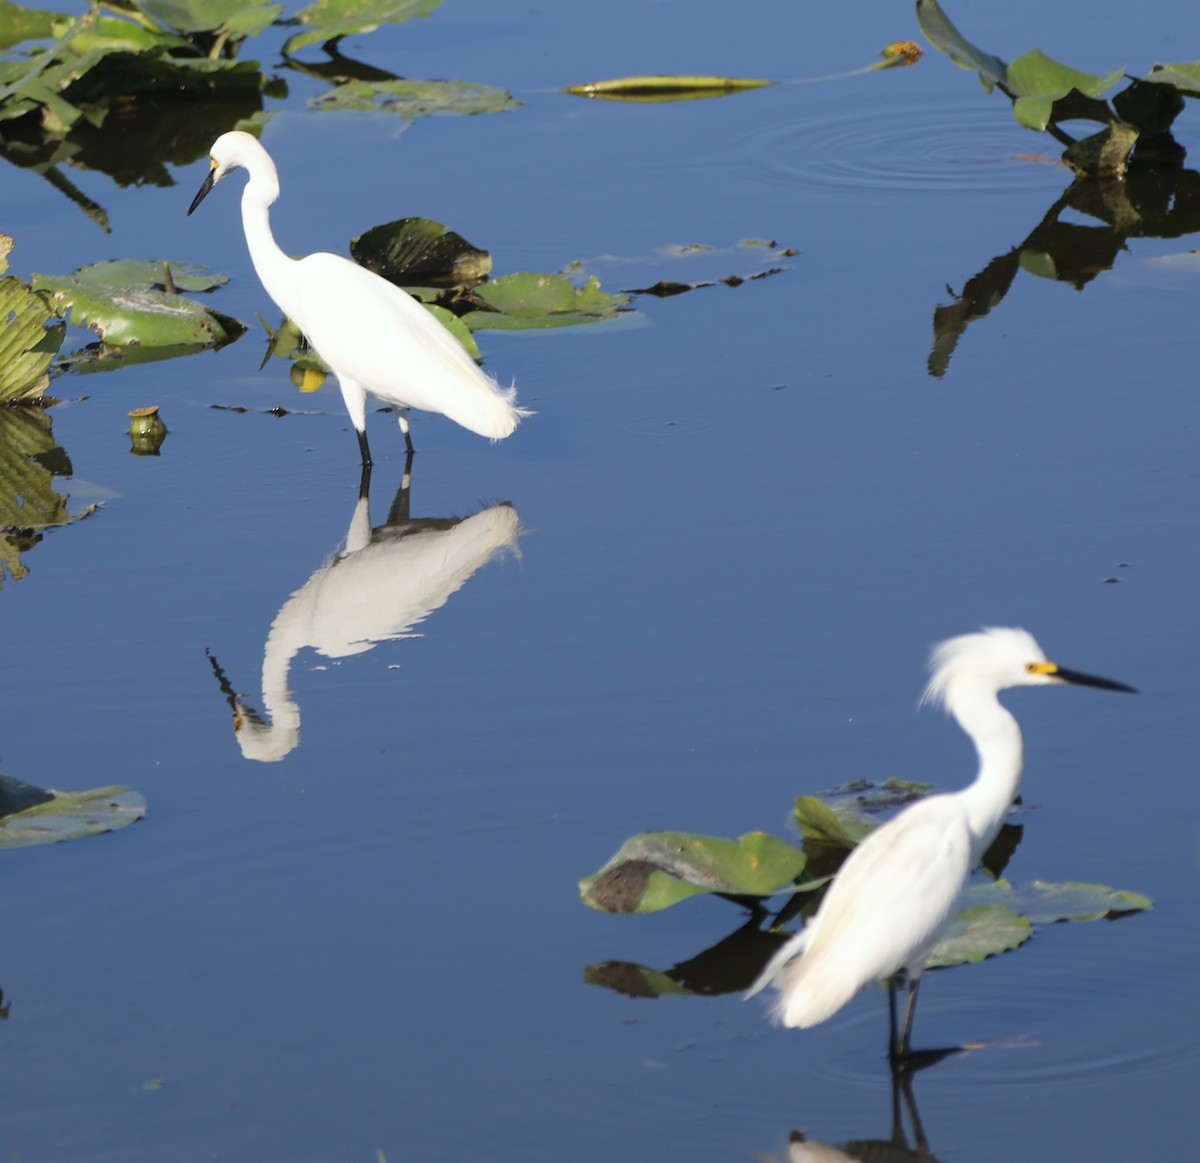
[0,781,145,849]
[580,831,807,914]
[310,77,518,117]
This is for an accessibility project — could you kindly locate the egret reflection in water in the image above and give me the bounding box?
[208,457,522,762]
[762,1059,942,1163]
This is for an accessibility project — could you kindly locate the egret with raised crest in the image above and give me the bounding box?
[747,627,1135,1061]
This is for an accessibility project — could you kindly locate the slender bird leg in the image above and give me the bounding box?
[898,975,922,1061]
[356,427,373,467]
[887,973,904,1061]
[356,461,372,503]
[887,972,922,1063]
[385,450,415,526]
[397,409,414,455]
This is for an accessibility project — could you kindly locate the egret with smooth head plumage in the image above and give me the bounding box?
[746,627,1135,1061]
[188,131,528,463]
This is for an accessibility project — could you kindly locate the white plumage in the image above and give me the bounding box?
[747,627,1135,1059]
[188,131,528,462]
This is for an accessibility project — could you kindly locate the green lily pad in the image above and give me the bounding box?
[0,0,60,51]
[424,303,479,360]
[0,275,64,399]
[580,830,807,914]
[349,217,492,288]
[0,781,145,849]
[792,794,872,847]
[58,259,230,294]
[468,272,630,331]
[283,0,443,55]
[310,77,518,117]
[32,260,241,348]
[134,0,282,37]
[926,904,1033,968]
[1008,50,1125,132]
[1143,61,1200,94]
[968,878,1153,923]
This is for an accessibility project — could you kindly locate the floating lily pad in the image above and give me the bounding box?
[33,260,242,348]
[1007,50,1125,132]
[0,781,145,849]
[468,272,630,330]
[0,275,64,399]
[283,0,443,55]
[968,878,1153,923]
[69,259,230,294]
[133,0,283,37]
[926,903,1033,968]
[580,830,807,914]
[350,217,491,287]
[792,794,871,847]
[0,1,59,51]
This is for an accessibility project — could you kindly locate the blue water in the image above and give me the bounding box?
[1,1,1197,1160]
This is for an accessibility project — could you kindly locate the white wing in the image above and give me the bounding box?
[756,796,972,1028]
[293,253,524,438]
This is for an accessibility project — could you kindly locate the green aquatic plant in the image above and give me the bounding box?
[0,1,511,225]
[0,771,145,849]
[0,406,94,585]
[916,0,1200,175]
[579,781,1152,985]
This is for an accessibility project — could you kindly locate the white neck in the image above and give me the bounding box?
[948,680,1024,866]
[239,168,302,325]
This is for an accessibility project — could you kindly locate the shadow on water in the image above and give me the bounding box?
[929,163,1200,377]
[207,454,523,762]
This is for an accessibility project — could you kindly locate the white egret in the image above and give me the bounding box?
[187,131,528,463]
[747,627,1135,1060]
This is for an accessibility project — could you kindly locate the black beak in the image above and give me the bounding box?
[1055,666,1138,694]
[187,169,217,217]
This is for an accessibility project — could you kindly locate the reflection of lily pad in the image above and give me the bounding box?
[310,77,518,117]
[580,830,807,914]
[0,275,64,400]
[0,405,95,584]
[0,779,145,850]
[469,273,630,330]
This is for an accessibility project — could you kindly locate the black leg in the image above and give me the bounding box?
[356,426,373,466]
